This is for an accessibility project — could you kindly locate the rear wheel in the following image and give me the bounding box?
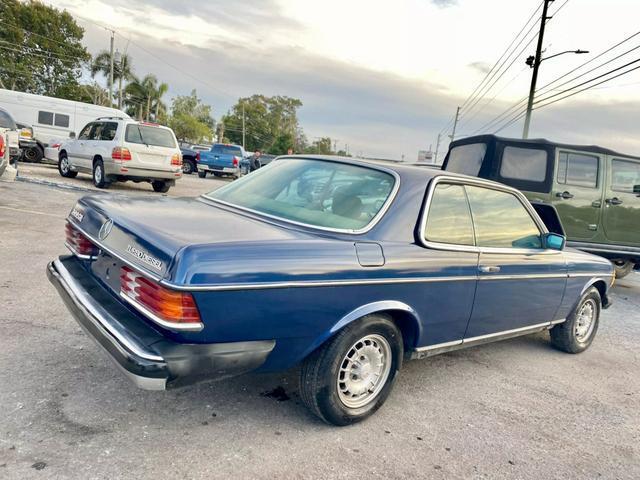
[58,153,77,178]
[300,315,403,426]
[613,260,634,279]
[23,146,43,163]
[198,171,207,178]
[92,159,109,188]
[550,287,601,354]
[152,180,170,193]
[182,160,195,174]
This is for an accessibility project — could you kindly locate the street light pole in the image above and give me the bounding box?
[523,0,553,139]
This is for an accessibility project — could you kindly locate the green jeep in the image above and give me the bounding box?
[442,135,640,278]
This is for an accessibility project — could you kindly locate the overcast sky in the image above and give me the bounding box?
[50,0,640,160]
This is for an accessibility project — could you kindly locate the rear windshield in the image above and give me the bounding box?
[445,143,487,176]
[212,145,242,155]
[125,125,176,148]
[205,159,396,231]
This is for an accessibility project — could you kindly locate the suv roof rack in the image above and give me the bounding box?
[94,116,128,121]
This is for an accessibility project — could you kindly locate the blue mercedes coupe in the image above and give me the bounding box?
[48,156,614,425]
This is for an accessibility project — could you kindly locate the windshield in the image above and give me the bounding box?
[205,159,396,231]
[125,124,176,148]
[445,143,487,176]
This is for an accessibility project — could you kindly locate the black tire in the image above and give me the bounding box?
[613,260,634,279]
[92,159,109,188]
[550,287,601,354]
[152,180,170,193]
[299,315,403,426]
[58,153,77,178]
[23,146,43,163]
[198,171,207,178]
[182,160,195,174]
[213,172,222,177]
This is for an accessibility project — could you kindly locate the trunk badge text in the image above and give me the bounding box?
[70,208,84,223]
[99,219,114,240]
[126,245,163,271]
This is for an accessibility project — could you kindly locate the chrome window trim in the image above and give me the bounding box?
[200,157,401,235]
[418,175,560,255]
[119,291,204,332]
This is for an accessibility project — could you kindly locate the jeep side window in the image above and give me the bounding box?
[500,146,547,182]
[611,159,640,193]
[78,123,93,140]
[557,151,599,188]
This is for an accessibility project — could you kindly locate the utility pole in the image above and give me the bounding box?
[434,133,441,164]
[241,103,246,149]
[115,50,123,110]
[108,30,115,107]
[523,0,553,139]
[449,106,461,141]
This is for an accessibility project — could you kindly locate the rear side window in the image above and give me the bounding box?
[0,109,16,129]
[445,143,487,176]
[500,147,547,182]
[125,125,176,148]
[424,184,474,246]
[38,111,54,125]
[54,113,70,128]
[213,145,243,155]
[100,122,118,141]
[611,159,640,193]
[557,151,599,188]
[465,185,542,249]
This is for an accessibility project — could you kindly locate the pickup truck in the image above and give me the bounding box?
[197,143,244,178]
[180,147,200,175]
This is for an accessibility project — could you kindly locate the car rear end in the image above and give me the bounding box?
[198,143,242,177]
[113,121,183,182]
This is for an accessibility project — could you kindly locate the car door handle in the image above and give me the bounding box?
[591,200,602,208]
[556,191,574,199]
[479,266,501,273]
[605,197,623,206]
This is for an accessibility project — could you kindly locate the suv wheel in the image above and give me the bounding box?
[550,287,601,354]
[58,153,77,178]
[152,180,170,193]
[613,260,634,279]
[92,159,110,188]
[300,315,403,426]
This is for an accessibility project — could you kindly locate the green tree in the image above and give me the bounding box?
[168,90,214,144]
[305,137,333,155]
[0,0,91,98]
[222,95,302,153]
[124,74,168,122]
[91,50,134,109]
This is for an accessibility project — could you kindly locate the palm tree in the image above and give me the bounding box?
[91,50,134,109]
[124,74,168,122]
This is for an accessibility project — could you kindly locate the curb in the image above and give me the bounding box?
[14,175,103,194]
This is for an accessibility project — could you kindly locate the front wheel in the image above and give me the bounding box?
[152,180,170,193]
[182,160,195,174]
[198,171,207,178]
[299,315,403,426]
[58,154,77,178]
[550,287,601,354]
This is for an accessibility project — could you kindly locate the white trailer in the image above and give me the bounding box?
[0,89,129,162]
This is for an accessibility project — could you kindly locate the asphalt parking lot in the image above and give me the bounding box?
[1,173,639,479]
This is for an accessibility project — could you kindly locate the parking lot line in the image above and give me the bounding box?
[0,205,65,218]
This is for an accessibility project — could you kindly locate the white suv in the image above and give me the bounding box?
[58,117,182,192]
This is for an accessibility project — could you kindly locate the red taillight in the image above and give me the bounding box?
[0,136,5,158]
[112,147,132,161]
[51,143,61,149]
[232,156,239,166]
[65,221,98,257]
[196,152,201,162]
[120,266,201,327]
[171,153,182,166]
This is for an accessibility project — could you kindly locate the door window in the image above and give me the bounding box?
[445,143,487,176]
[500,147,547,181]
[557,151,599,188]
[466,186,542,249]
[89,122,106,141]
[78,123,93,140]
[99,122,118,141]
[424,184,474,246]
[611,159,640,193]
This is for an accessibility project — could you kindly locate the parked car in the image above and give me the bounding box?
[0,88,129,163]
[48,156,613,425]
[197,143,244,178]
[58,118,182,192]
[180,147,200,174]
[0,106,20,164]
[442,135,640,278]
[15,122,39,161]
[240,153,277,175]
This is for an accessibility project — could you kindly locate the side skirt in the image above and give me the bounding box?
[410,319,566,360]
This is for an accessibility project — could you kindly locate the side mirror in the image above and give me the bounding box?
[543,232,566,251]
[69,132,76,139]
[633,185,640,196]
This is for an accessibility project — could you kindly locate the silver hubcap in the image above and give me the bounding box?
[575,299,597,342]
[95,165,102,183]
[337,334,392,409]
[61,158,69,173]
